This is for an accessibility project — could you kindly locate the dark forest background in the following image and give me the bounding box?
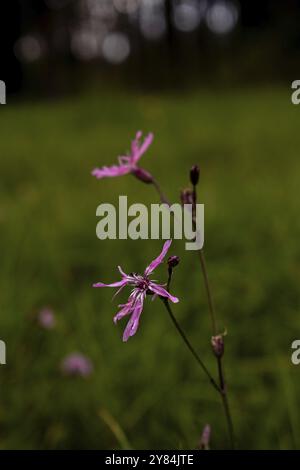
[2,0,300,97]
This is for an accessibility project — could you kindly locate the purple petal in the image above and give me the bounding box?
[91,164,131,179]
[131,131,143,159]
[144,240,172,276]
[112,283,127,300]
[118,265,128,278]
[149,283,179,303]
[122,294,145,341]
[113,301,133,324]
[93,279,128,288]
[138,132,153,155]
[114,289,139,323]
[131,132,154,164]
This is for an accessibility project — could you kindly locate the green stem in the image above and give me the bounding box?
[152,177,235,449]
[198,250,217,335]
[161,298,220,393]
[218,365,235,449]
[198,249,235,449]
[152,178,171,206]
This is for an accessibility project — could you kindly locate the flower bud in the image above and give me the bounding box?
[211,334,224,358]
[180,188,193,205]
[190,165,200,186]
[132,167,153,184]
[167,255,180,270]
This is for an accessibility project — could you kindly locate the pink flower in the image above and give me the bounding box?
[199,424,211,450]
[93,240,179,342]
[61,353,93,377]
[91,131,154,182]
[38,307,56,329]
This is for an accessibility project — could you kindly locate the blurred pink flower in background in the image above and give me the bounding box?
[61,353,93,377]
[38,307,56,329]
[199,424,211,450]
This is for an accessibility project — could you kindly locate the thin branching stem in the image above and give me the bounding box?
[198,250,217,335]
[152,178,170,206]
[161,298,220,393]
[152,177,235,449]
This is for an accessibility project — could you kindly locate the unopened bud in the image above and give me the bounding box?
[180,188,193,205]
[190,165,200,186]
[167,255,180,270]
[132,167,153,184]
[211,334,224,358]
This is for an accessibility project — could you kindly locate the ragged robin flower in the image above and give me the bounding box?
[93,240,179,341]
[92,131,154,183]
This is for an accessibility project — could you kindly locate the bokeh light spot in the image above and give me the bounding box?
[102,32,130,64]
[206,1,238,35]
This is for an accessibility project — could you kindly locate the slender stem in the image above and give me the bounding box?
[192,184,197,219]
[167,270,172,291]
[161,298,220,393]
[191,183,235,448]
[152,178,171,206]
[152,177,235,448]
[197,249,235,449]
[198,250,217,335]
[217,359,234,449]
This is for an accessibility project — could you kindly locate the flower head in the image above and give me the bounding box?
[92,131,154,183]
[93,240,179,342]
[38,307,56,329]
[61,353,93,377]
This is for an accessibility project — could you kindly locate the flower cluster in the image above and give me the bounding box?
[92,132,179,341]
[91,131,234,448]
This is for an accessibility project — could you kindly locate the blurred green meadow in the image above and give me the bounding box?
[0,87,300,449]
